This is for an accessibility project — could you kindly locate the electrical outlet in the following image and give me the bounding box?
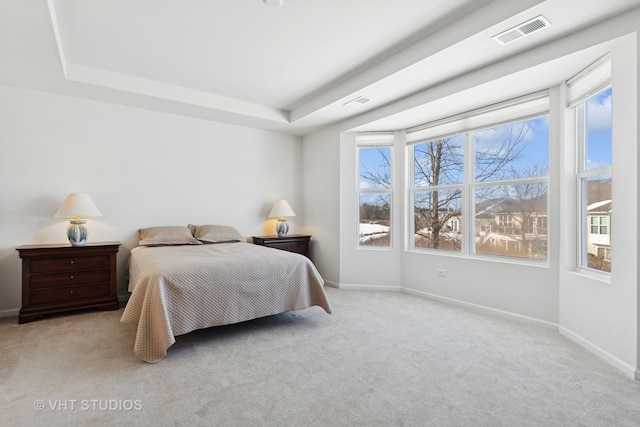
[437,269,446,277]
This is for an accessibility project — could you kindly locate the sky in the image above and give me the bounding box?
[359,147,391,189]
[359,86,612,191]
[586,87,612,169]
[475,116,549,178]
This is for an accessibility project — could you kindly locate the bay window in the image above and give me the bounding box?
[407,92,550,262]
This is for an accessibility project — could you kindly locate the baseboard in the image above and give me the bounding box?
[559,326,637,380]
[323,280,339,289]
[402,287,558,330]
[0,308,19,319]
[338,283,401,291]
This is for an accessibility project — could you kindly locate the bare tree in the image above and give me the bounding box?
[360,147,391,189]
[358,122,534,250]
[413,122,531,249]
[413,137,463,249]
[499,165,548,256]
[359,147,392,246]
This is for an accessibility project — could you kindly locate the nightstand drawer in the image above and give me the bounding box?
[252,235,311,258]
[269,242,307,254]
[30,283,111,305]
[30,269,111,289]
[30,255,110,273]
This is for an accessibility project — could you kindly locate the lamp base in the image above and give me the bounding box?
[67,219,88,246]
[276,218,289,237]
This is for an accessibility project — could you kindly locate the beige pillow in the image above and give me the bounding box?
[190,224,243,243]
[139,226,202,246]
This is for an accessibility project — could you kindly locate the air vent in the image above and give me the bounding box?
[492,15,551,46]
[344,96,372,107]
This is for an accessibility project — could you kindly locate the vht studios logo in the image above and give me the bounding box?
[34,399,143,411]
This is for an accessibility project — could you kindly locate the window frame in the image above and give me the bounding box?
[565,55,612,277]
[574,86,612,275]
[406,104,551,265]
[356,134,394,250]
[408,133,466,254]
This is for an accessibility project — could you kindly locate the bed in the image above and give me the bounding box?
[120,225,331,363]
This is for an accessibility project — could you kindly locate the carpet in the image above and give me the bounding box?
[2,287,640,426]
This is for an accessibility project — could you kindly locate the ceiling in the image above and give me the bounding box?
[1,0,639,135]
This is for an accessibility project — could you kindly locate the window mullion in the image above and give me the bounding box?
[473,176,549,188]
[464,132,473,256]
[576,103,586,173]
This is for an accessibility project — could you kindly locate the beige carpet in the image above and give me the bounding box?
[2,287,640,426]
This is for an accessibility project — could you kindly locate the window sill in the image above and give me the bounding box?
[405,248,550,268]
[571,267,611,284]
[356,245,394,251]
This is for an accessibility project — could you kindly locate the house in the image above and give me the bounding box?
[585,178,612,271]
[475,195,548,259]
[586,199,612,271]
[0,0,639,383]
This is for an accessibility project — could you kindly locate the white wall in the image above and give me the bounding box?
[0,85,303,315]
[301,126,340,287]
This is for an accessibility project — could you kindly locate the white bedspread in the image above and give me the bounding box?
[120,242,331,363]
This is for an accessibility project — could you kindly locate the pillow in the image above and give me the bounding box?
[138,226,202,246]
[189,224,243,243]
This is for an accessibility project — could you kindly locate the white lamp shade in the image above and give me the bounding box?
[54,193,103,219]
[268,200,296,218]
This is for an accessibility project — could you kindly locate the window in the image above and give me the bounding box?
[407,92,550,262]
[577,89,612,271]
[411,135,464,252]
[590,216,609,235]
[498,215,513,227]
[473,118,549,261]
[357,134,394,248]
[569,57,612,274]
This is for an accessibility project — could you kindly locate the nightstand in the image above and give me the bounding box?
[252,234,311,258]
[16,242,120,324]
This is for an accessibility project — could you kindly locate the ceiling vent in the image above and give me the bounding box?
[344,96,372,107]
[492,15,551,46]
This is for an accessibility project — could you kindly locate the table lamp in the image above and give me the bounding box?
[54,193,103,246]
[268,200,296,237]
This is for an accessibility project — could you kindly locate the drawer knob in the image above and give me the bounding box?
[70,290,74,294]
[70,275,74,279]
[70,260,75,264]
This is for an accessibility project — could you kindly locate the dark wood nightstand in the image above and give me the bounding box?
[16,242,120,324]
[252,234,311,258]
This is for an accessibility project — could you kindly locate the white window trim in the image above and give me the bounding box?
[356,133,394,250]
[406,99,551,265]
[407,91,549,143]
[571,65,612,276]
[468,122,550,262]
[566,54,611,107]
